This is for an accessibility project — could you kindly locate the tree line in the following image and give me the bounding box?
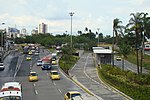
[12,12,150,75]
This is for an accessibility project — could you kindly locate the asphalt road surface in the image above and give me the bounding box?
[13,49,94,100]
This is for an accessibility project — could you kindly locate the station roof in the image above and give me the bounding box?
[93,46,112,54]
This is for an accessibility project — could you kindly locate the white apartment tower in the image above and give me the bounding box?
[21,28,27,37]
[38,23,48,34]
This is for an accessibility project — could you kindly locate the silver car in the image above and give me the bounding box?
[0,63,4,71]
[36,60,42,66]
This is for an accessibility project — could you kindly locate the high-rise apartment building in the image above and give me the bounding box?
[38,23,48,34]
[31,29,38,35]
[20,28,27,37]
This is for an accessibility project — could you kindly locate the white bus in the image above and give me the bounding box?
[0,82,22,100]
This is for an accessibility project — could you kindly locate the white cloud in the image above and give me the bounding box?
[0,0,150,36]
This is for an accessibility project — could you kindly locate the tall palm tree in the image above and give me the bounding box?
[126,12,144,75]
[140,13,148,75]
[113,18,124,45]
[112,18,124,67]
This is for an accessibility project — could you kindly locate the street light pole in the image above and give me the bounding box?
[69,12,74,47]
[97,28,100,47]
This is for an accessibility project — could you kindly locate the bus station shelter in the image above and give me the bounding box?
[93,47,112,64]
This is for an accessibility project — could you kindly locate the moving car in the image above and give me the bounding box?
[64,91,81,100]
[28,71,38,82]
[116,56,121,61]
[0,82,22,100]
[37,60,42,66]
[0,63,4,71]
[28,51,32,55]
[50,70,60,80]
[52,59,57,65]
[34,51,39,56]
[41,63,51,70]
[26,55,31,60]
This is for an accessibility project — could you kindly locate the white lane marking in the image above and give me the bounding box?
[58,89,62,93]
[47,72,49,76]
[35,90,38,95]
[33,83,36,87]
[53,82,56,86]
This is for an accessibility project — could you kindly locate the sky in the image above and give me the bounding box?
[0,0,150,36]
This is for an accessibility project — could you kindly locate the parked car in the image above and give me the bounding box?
[0,63,4,71]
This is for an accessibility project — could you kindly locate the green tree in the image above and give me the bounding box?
[126,12,144,75]
[112,18,124,67]
[118,42,131,70]
[113,18,124,45]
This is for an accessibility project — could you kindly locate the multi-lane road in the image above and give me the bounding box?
[0,49,97,100]
[3,48,147,100]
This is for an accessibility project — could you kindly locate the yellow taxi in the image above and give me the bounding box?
[52,60,57,65]
[26,55,31,60]
[28,71,38,82]
[64,91,81,100]
[28,51,32,55]
[50,70,60,80]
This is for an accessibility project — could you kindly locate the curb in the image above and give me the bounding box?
[92,54,133,100]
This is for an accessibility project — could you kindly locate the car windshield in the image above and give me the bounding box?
[37,61,42,63]
[30,73,37,76]
[71,93,81,98]
[43,63,50,66]
[0,96,21,100]
[52,72,58,75]
[52,59,56,61]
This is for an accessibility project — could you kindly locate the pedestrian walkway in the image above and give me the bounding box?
[69,53,130,100]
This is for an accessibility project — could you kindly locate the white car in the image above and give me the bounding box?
[0,63,4,71]
[36,60,42,66]
[35,51,39,56]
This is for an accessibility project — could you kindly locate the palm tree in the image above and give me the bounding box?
[113,18,124,45]
[126,12,144,75]
[140,13,150,74]
[140,13,148,75]
[112,18,124,67]
[85,27,88,33]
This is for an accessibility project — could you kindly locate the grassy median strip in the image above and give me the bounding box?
[97,64,150,100]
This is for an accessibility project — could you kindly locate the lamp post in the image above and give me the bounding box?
[97,28,100,47]
[69,12,74,47]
